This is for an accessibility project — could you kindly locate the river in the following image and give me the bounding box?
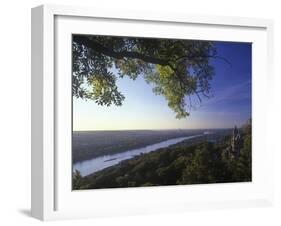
[73,134,203,176]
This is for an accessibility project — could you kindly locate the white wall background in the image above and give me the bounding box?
[0,0,280,225]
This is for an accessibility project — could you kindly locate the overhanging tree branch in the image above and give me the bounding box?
[72,35,217,118]
[73,36,170,66]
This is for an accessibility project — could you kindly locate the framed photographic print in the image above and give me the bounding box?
[31,4,274,221]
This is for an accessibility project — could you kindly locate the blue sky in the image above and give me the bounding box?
[73,41,252,131]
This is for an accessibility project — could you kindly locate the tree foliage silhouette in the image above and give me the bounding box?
[72,35,221,118]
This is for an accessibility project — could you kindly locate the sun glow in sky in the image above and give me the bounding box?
[73,41,251,131]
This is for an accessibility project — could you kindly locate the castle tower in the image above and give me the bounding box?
[231,125,240,156]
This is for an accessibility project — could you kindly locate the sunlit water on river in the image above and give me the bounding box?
[73,134,203,176]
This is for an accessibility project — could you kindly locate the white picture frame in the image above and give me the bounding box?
[31,4,274,221]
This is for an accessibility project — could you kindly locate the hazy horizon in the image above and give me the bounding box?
[72,127,236,132]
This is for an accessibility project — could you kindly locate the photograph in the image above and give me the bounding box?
[71,35,252,190]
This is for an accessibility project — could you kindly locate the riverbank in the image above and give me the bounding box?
[72,130,206,163]
[72,127,251,190]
